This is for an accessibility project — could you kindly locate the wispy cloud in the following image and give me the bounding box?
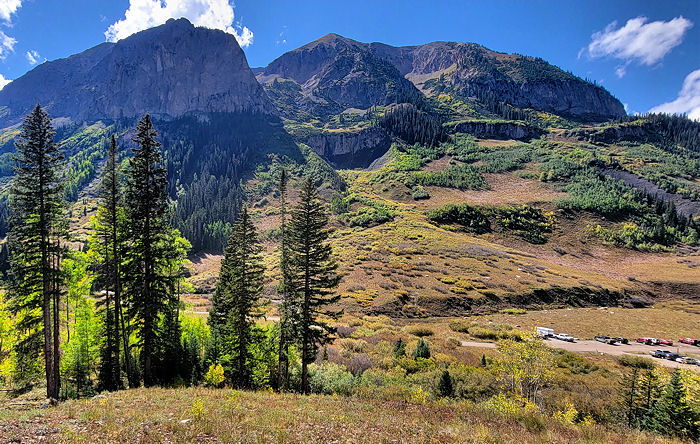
[105,0,253,48]
[584,16,692,77]
[0,73,11,90]
[25,49,40,65]
[0,29,15,59]
[650,69,700,121]
[0,0,21,22]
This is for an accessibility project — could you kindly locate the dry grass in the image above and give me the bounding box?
[0,387,674,443]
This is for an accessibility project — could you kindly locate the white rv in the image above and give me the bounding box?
[535,327,554,338]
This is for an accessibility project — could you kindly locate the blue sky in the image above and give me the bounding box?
[0,0,698,118]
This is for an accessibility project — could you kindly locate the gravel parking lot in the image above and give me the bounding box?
[461,340,700,371]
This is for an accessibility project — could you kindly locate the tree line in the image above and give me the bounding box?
[3,104,341,398]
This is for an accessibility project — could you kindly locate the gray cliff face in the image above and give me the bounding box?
[0,18,274,125]
[303,127,391,169]
[449,121,542,140]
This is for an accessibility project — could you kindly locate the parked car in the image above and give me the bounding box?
[679,357,699,365]
[535,327,554,338]
[679,337,700,346]
[636,337,657,345]
[553,333,575,342]
[666,353,682,361]
[652,350,672,359]
[612,337,629,344]
[657,338,673,346]
[595,335,616,344]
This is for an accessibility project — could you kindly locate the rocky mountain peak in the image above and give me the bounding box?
[0,18,274,126]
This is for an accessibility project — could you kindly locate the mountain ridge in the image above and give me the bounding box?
[0,18,274,126]
[259,33,626,120]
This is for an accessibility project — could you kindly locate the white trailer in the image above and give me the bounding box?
[535,327,554,338]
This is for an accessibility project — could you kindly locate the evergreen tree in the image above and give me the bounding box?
[393,338,406,358]
[645,370,699,441]
[209,207,265,388]
[618,366,642,427]
[122,114,176,387]
[287,178,341,394]
[8,104,65,399]
[438,370,454,398]
[94,135,130,390]
[413,338,431,359]
[276,170,297,390]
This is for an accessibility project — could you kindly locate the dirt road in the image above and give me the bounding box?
[461,340,700,372]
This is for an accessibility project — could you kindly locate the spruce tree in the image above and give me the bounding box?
[413,338,431,359]
[8,104,65,399]
[123,114,174,387]
[95,135,128,390]
[287,178,340,394]
[276,169,297,390]
[209,207,265,388]
[645,370,699,441]
[438,370,454,397]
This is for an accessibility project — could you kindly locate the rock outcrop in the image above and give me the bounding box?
[0,18,274,126]
[448,120,543,140]
[303,127,391,169]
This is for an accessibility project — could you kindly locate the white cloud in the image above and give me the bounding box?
[650,68,700,121]
[105,0,253,47]
[25,49,39,65]
[0,0,21,22]
[0,73,10,90]
[0,29,15,59]
[586,16,692,77]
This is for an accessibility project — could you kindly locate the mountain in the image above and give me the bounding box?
[257,34,424,118]
[259,35,625,120]
[0,18,274,126]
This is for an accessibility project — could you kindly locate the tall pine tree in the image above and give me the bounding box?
[8,104,65,399]
[275,169,297,390]
[287,177,340,394]
[209,207,265,388]
[95,135,132,390]
[123,114,175,387]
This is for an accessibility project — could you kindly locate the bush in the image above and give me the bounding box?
[407,325,434,337]
[411,185,430,200]
[426,203,491,234]
[617,354,655,369]
[204,363,225,388]
[449,320,473,334]
[468,326,499,340]
[408,164,489,190]
[497,205,555,244]
[413,338,431,359]
[308,362,355,395]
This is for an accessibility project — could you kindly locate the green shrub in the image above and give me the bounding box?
[307,362,355,396]
[617,355,655,369]
[411,185,430,200]
[413,338,431,359]
[500,308,527,315]
[467,326,499,340]
[408,164,489,190]
[497,205,554,244]
[427,203,491,234]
